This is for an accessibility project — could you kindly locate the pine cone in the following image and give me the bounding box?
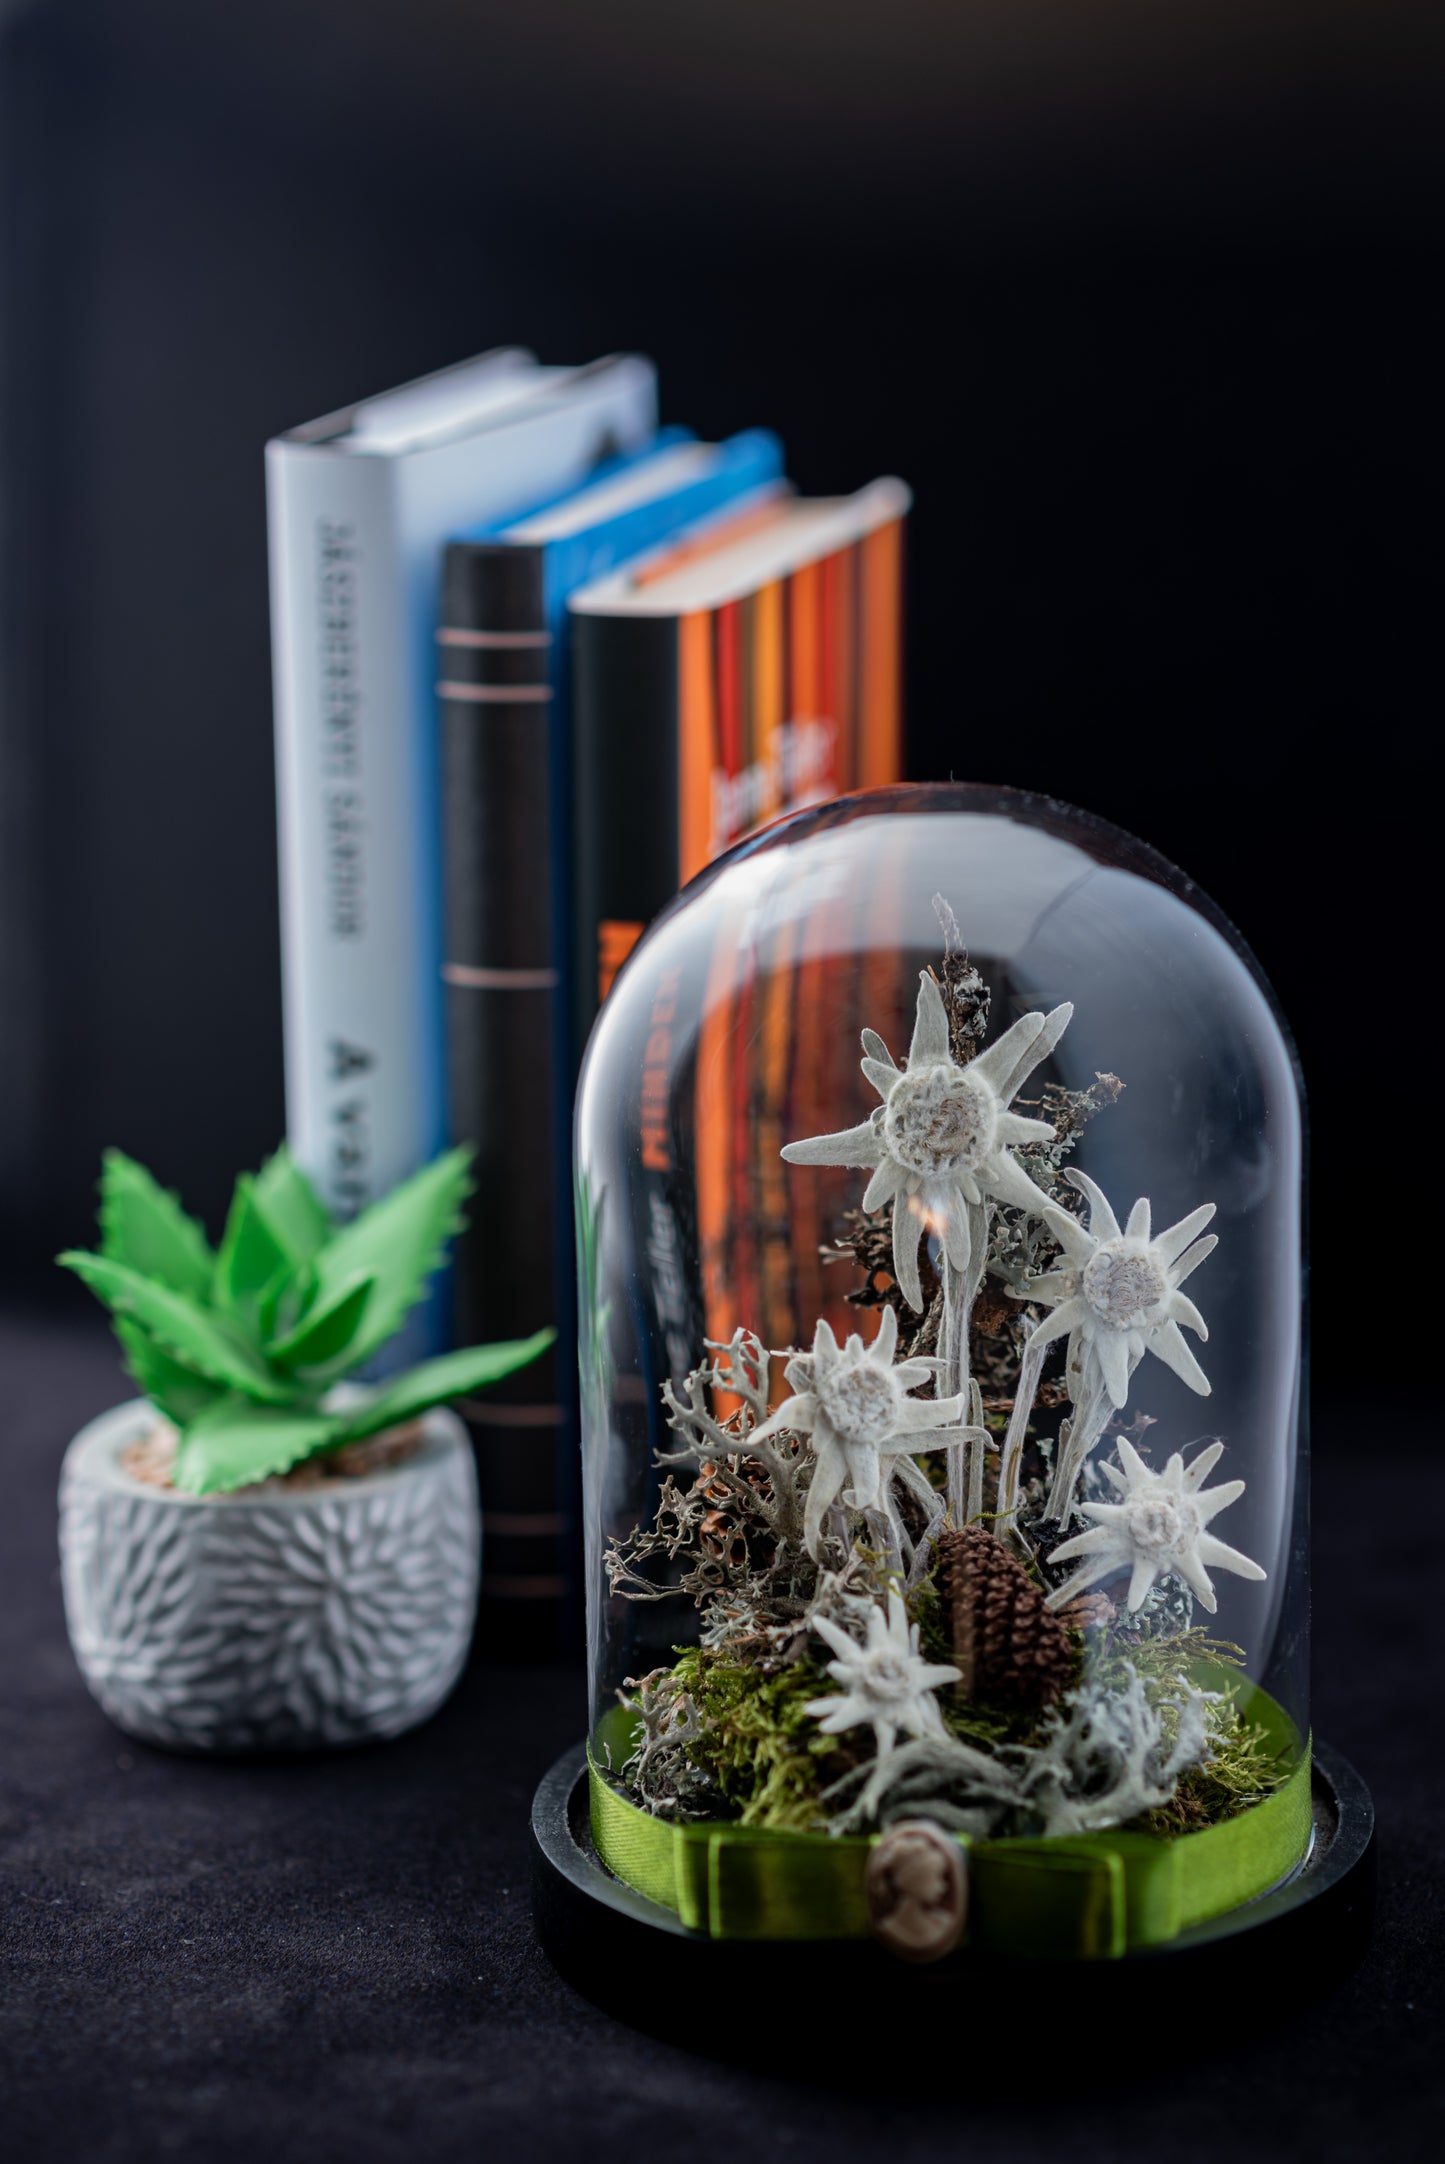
[939,1524,1076,1712]
[1057,1590,1115,1636]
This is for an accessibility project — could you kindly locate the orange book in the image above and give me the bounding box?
[569,477,908,1037]
[569,478,910,1361]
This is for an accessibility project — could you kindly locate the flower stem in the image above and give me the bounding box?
[966,1383,986,1526]
[997,1338,1045,1540]
[941,1254,969,1524]
[1045,1376,1110,1521]
[866,1503,904,1578]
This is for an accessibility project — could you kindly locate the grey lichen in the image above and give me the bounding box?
[824,1655,1216,1839]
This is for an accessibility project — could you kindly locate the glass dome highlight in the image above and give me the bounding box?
[576,783,1308,1954]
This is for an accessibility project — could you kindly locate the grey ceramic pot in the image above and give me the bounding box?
[58,1399,479,1753]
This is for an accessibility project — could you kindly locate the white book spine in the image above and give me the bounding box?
[267,445,436,1231]
[267,357,657,1373]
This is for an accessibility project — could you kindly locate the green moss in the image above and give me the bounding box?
[672,1647,856,1832]
[1086,1626,1290,1834]
[910,1573,952,1666]
[1092,1624,1246,1692]
[647,1615,1289,1842]
[1137,1684,1291,1835]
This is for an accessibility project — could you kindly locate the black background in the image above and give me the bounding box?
[3,0,1439,1379]
[1,15,1441,2151]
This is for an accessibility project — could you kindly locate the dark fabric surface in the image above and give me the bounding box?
[1,1306,1438,2163]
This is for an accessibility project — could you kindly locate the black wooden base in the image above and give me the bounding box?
[531,1739,1375,2065]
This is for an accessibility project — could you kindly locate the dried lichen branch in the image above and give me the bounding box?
[658,1331,807,1548]
[932,891,991,1065]
[825,1655,1216,1839]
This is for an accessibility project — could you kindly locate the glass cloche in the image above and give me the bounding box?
[574,783,1310,1960]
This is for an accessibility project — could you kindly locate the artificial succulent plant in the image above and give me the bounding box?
[58,1144,552,1495]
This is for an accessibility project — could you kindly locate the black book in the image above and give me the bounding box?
[438,543,563,1652]
[569,606,681,1065]
[437,439,789,1649]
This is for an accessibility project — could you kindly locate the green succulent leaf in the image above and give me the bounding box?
[114,1318,226,1427]
[98,1150,214,1298]
[173,1397,344,1495]
[214,1176,296,1333]
[260,1257,317,1347]
[57,1252,292,1403]
[268,1271,376,1373]
[252,1145,332,1265]
[334,1328,556,1443]
[310,1146,475,1371]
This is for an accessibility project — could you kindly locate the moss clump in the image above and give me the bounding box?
[671,1647,859,1832]
[1085,1626,1290,1834]
[911,1571,951,1666]
[1138,1686,1291,1835]
[1096,1624,1244,1684]
[638,1614,1290,1843]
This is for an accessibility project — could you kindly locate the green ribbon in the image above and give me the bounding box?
[589,1678,1311,1957]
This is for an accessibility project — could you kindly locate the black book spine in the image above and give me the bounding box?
[569,609,681,1066]
[438,542,562,1654]
[563,606,681,1646]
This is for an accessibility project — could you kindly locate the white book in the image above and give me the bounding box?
[267,349,657,1355]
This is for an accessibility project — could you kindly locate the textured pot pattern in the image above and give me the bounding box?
[59,1400,479,1752]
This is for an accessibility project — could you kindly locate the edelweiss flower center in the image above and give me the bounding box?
[819,1359,902,1447]
[1125,1494,1195,1556]
[861,1650,914,1698]
[1082,1243,1169,1327]
[883,1064,996,1176]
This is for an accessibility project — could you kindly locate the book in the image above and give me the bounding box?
[266,350,657,1360]
[435,428,786,1636]
[569,476,909,1415]
[567,475,910,1054]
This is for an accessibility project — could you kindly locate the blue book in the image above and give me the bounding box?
[435,427,786,1640]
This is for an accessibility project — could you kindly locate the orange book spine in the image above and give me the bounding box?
[716,601,743,792]
[689,509,908,1375]
[859,519,904,788]
[678,611,716,886]
[695,886,743,1370]
[753,578,786,821]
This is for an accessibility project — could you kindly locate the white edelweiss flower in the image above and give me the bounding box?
[1026,1171,1218,1410]
[780,971,1073,1312]
[748,1306,976,1558]
[1046,1437,1267,1615]
[806,1588,961,1759]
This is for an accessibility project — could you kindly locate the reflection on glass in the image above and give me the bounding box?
[577,785,1307,1937]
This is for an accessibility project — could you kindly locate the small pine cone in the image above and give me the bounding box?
[939,1524,1076,1712]
[1057,1590,1114,1636]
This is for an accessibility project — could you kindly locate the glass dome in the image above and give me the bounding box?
[576,783,1308,1954]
